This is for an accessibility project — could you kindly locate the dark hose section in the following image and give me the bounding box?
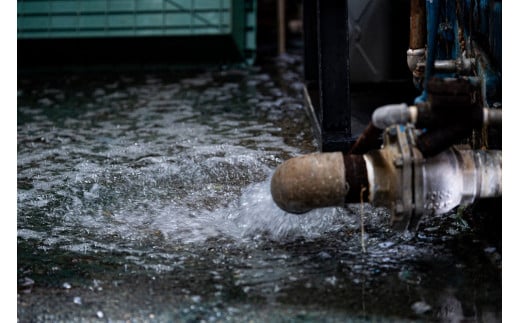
[348,122,383,155]
[343,154,369,203]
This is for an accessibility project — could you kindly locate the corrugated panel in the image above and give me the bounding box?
[17,0,234,38]
[17,0,256,63]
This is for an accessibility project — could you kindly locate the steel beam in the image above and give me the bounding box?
[303,0,353,152]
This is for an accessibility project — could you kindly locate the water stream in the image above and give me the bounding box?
[18,56,501,322]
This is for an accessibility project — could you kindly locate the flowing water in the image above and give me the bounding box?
[17,56,501,322]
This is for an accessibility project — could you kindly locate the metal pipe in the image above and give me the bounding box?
[419,148,502,214]
[348,122,383,155]
[407,0,427,78]
[270,152,368,214]
[364,145,501,229]
[414,0,440,102]
[271,148,501,227]
[270,126,501,231]
[409,0,426,50]
[434,58,474,74]
[372,101,501,132]
[371,103,414,129]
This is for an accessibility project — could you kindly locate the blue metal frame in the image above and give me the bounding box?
[415,0,501,108]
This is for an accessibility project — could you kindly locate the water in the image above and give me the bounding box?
[18,56,501,322]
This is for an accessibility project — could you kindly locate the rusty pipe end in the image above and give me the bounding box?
[270,152,348,214]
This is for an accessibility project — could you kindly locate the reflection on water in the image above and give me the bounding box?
[18,55,500,322]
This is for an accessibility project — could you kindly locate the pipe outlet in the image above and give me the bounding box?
[271,152,370,214]
[270,152,347,213]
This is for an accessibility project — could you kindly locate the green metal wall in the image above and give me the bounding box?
[17,0,256,63]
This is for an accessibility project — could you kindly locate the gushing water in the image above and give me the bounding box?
[18,64,354,257]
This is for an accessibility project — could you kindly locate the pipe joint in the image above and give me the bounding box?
[407,48,426,74]
[371,103,412,129]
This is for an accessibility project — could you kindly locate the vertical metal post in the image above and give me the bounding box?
[303,0,352,152]
[317,0,351,152]
[278,0,286,55]
[303,0,318,83]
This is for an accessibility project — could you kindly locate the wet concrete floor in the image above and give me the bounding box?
[17,55,501,322]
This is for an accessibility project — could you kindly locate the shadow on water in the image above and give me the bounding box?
[17,55,500,322]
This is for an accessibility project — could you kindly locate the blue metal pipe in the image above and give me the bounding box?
[415,0,440,104]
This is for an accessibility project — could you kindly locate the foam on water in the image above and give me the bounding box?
[18,62,344,260]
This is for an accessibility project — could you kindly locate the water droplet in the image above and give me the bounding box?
[411,301,432,314]
[20,277,35,287]
[317,251,332,259]
[484,247,496,253]
[325,276,337,286]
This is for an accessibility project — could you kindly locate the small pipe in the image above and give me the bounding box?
[415,0,440,103]
[407,0,426,79]
[434,58,474,74]
[348,122,383,155]
[372,101,495,133]
[371,103,411,129]
[409,0,426,50]
[434,60,457,72]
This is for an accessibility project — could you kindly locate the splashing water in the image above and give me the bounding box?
[18,64,352,255]
[17,57,501,322]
